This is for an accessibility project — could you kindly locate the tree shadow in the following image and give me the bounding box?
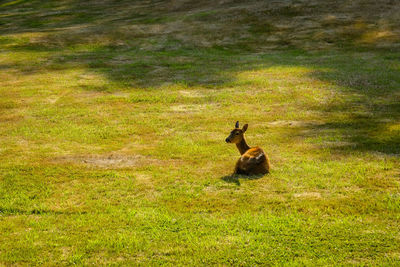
[1,0,399,157]
[1,0,399,49]
[302,115,400,155]
[2,41,399,155]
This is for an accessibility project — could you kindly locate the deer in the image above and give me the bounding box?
[225,121,270,175]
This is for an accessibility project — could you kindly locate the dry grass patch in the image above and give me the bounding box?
[170,103,213,113]
[293,192,322,199]
[179,90,205,98]
[267,120,323,127]
[52,154,169,169]
[0,0,399,265]
[134,173,160,201]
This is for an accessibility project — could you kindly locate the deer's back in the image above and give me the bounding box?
[236,147,270,174]
[243,147,264,158]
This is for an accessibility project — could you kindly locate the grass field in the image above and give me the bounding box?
[1,0,400,265]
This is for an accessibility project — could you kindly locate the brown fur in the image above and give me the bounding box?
[225,122,270,175]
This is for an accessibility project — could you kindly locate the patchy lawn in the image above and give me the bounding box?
[0,0,399,265]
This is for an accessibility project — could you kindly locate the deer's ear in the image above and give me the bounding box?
[235,121,239,128]
[242,124,248,132]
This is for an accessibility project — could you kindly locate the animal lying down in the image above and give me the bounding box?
[225,121,270,175]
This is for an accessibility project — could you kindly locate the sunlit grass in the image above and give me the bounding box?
[1,0,400,265]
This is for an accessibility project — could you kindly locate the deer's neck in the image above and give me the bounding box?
[236,138,250,155]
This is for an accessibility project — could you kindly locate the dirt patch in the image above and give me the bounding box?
[170,104,211,112]
[53,154,166,169]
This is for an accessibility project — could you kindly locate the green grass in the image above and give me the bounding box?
[1,0,400,265]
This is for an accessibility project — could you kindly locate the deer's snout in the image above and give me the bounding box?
[225,138,230,143]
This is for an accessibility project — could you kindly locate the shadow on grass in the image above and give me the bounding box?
[3,43,399,156]
[305,118,400,155]
[221,173,265,186]
[1,0,399,157]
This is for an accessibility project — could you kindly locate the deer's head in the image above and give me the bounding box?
[225,121,248,144]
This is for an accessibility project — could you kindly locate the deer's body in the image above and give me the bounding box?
[226,122,270,175]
